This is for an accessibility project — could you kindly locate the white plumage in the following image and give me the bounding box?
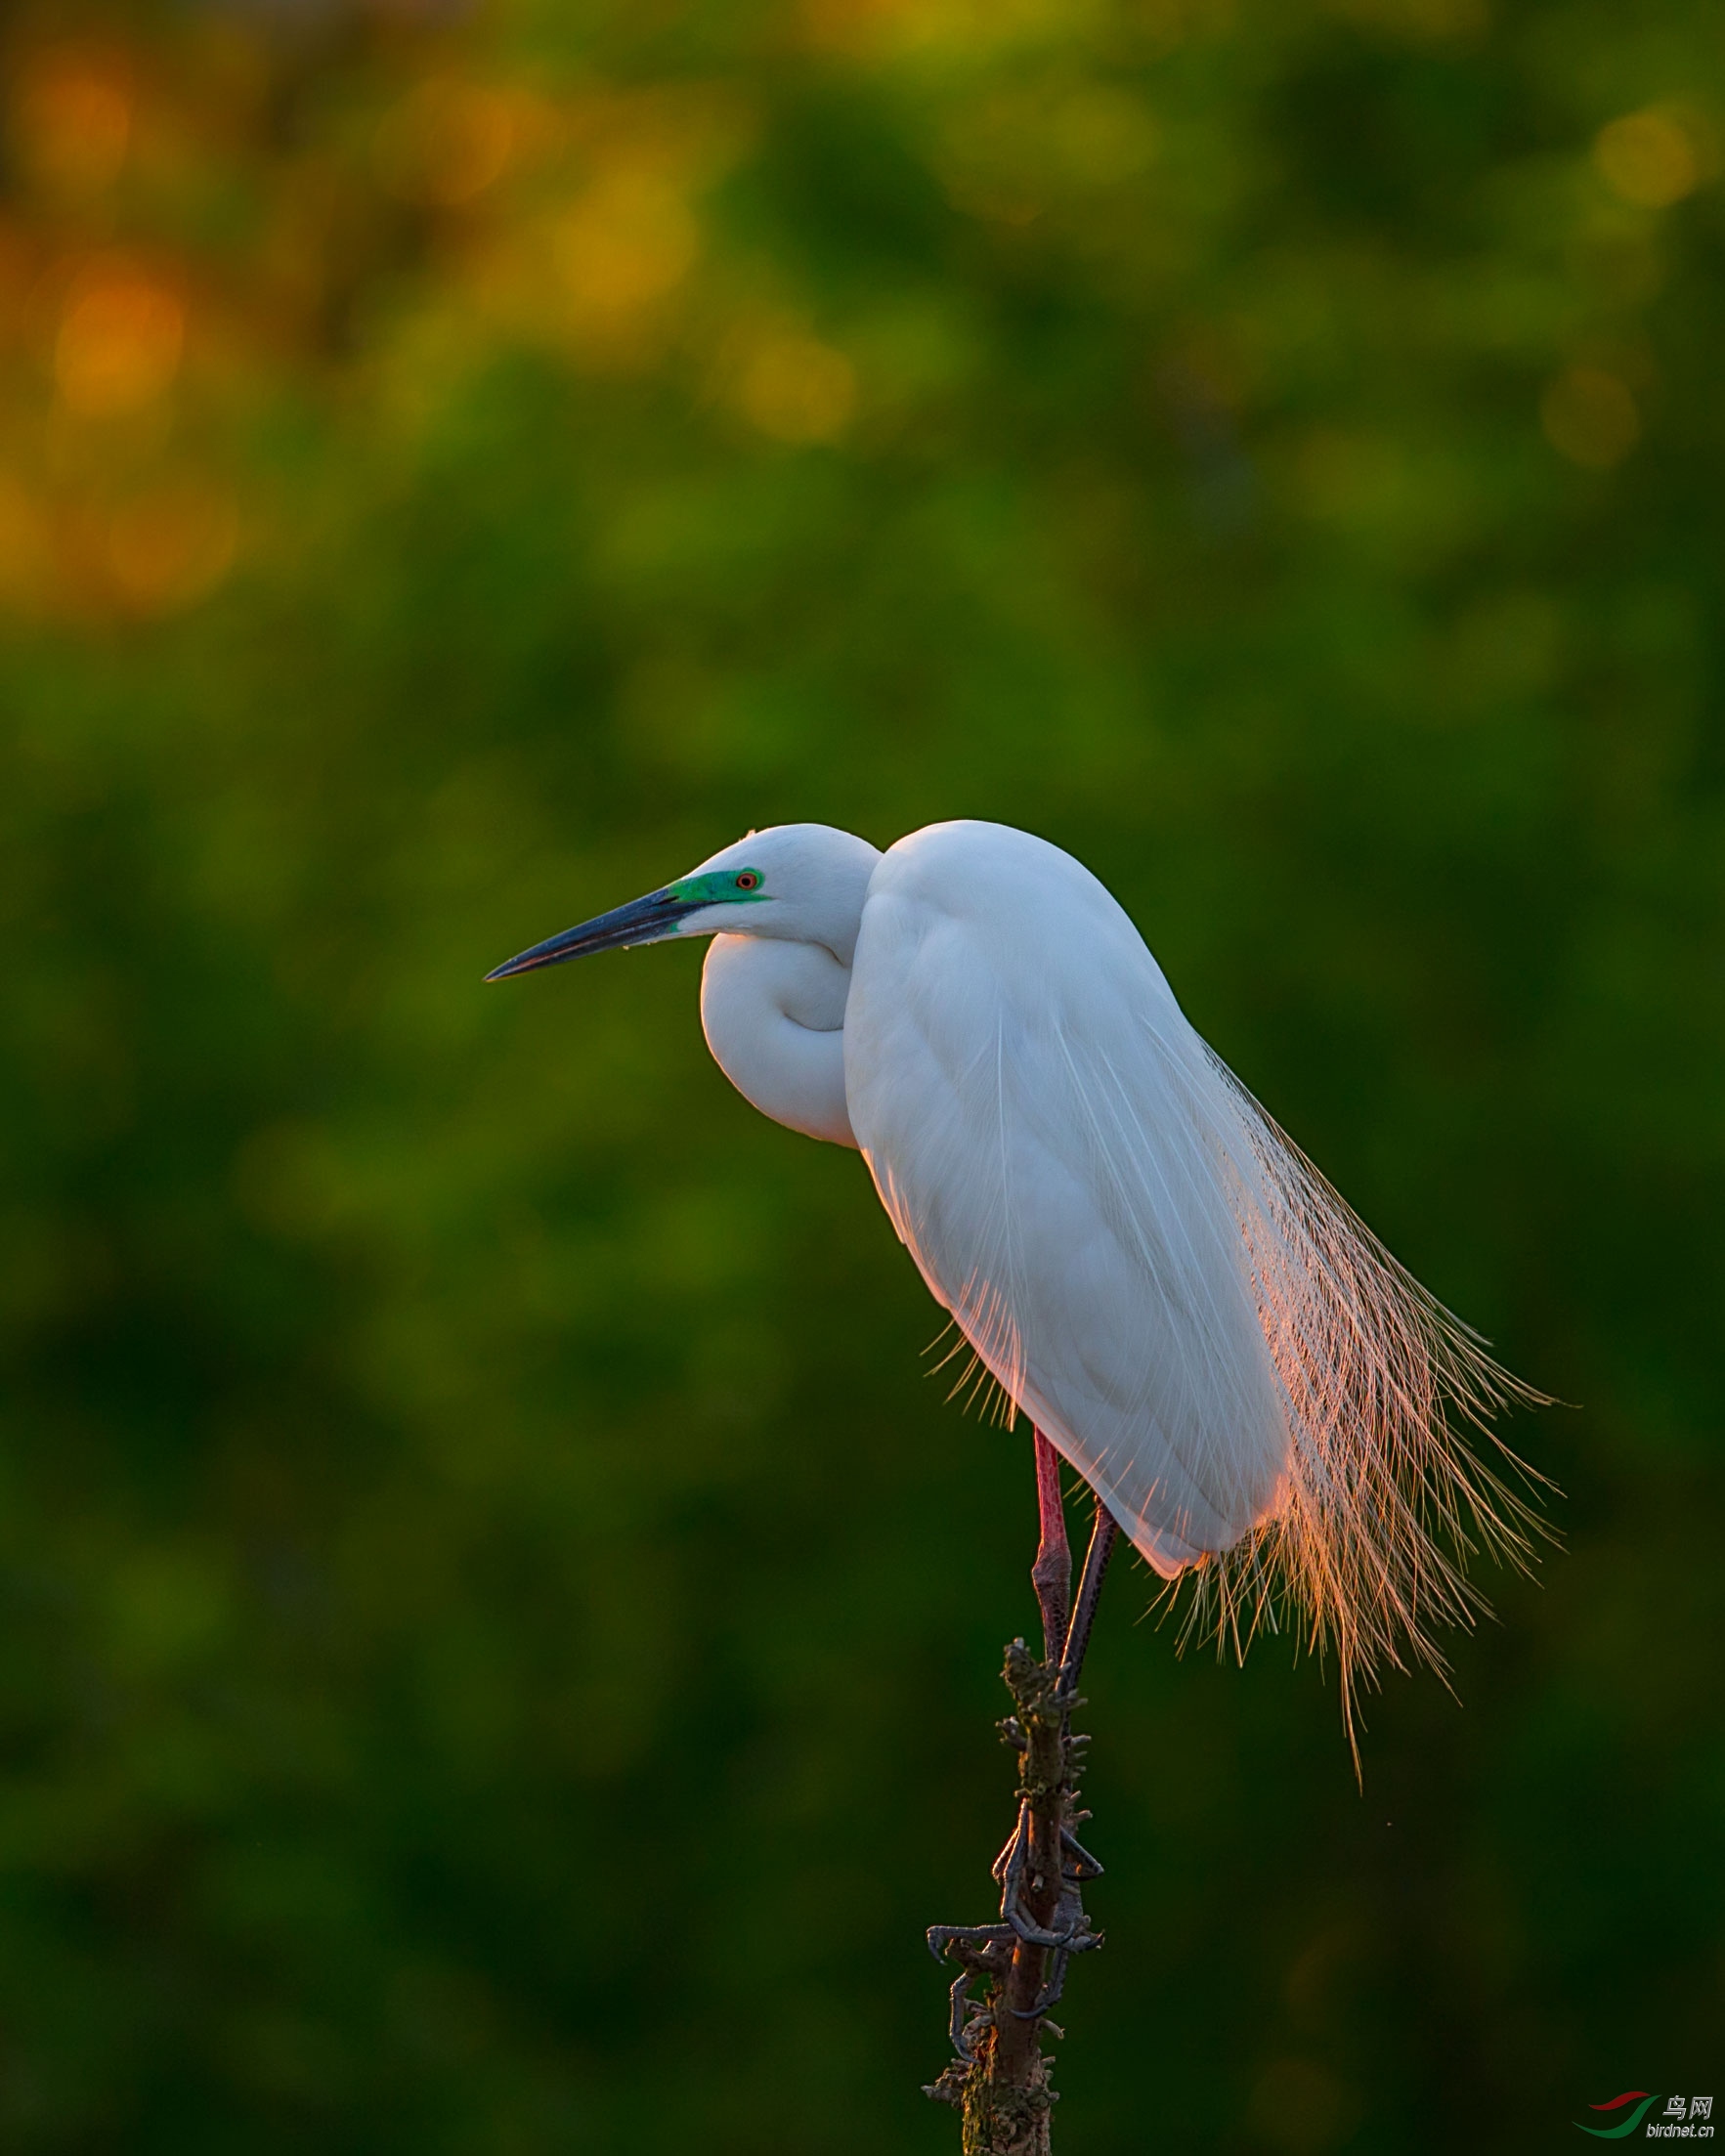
[846,823,1291,1573]
[489,817,1543,1737]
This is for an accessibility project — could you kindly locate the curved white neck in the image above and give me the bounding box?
[700,935,857,1148]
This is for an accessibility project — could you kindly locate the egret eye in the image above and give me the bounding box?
[735,871,761,891]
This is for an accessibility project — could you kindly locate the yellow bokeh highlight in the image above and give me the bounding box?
[736,331,857,444]
[1593,108,1701,208]
[56,270,185,418]
[1540,367,1639,469]
[555,169,699,332]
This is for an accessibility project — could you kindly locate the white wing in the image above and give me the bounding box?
[843,821,1293,1577]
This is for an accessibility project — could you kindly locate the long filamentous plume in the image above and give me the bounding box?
[926,1040,1555,1765]
[1182,1051,1553,1761]
[909,941,1553,1763]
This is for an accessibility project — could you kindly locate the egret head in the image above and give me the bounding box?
[485,823,882,980]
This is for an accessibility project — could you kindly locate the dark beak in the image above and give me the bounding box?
[484,888,702,981]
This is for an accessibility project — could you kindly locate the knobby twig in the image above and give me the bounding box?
[924,1431,1118,2154]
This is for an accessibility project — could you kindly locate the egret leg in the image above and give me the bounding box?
[1029,1428,1070,1663]
[1057,1493,1120,1703]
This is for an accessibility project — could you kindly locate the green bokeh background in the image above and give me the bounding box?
[1,0,1720,2148]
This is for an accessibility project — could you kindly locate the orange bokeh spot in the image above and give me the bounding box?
[376,79,518,207]
[56,271,185,418]
[16,50,132,195]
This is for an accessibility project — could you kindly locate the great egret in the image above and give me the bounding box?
[488,818,1540,1723]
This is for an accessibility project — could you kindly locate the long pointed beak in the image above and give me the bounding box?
[484,887,702,981]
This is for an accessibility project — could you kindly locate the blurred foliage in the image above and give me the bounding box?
[0,0,1721,2148]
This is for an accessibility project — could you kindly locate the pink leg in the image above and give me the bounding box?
[1030,1427,1070,1664]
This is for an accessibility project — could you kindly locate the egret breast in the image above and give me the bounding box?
[700,934,858,1148]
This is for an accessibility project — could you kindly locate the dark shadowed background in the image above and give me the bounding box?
[0,0,1720,2148]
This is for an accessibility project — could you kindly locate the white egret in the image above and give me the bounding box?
[487,820,1542,1731]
